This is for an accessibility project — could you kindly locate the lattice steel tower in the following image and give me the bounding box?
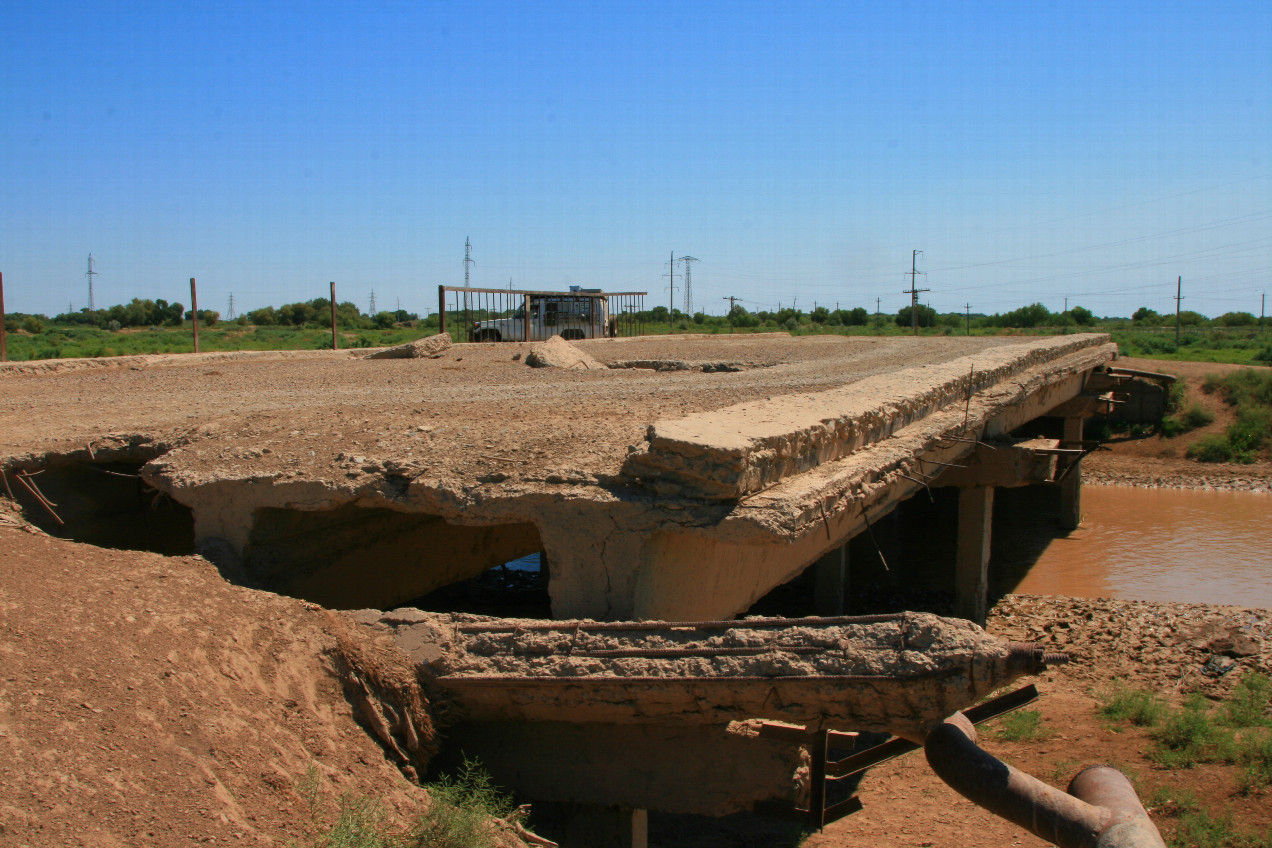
[678,256,698,315]
[86,253,99,311]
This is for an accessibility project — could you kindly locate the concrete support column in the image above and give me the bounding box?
[562,806,648,848]
[1060,416,1083,531]
[814,544,848,616]
[955,486,994,626]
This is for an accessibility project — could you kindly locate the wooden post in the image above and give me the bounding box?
[329,282,339,350]
[1060,416,1083,531]
[437,285,446,337]
[0,271,7,362]
[190,278,199,353]
[955,486,994,626]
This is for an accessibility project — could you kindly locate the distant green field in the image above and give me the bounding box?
[0,324,432,361]
[3,320,1270,367]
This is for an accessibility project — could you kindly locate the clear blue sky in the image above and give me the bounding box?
[3,0,1269,320]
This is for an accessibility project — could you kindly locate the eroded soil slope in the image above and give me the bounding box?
[0,512,440,847]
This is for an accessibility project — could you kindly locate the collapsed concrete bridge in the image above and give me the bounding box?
[1,332,1119,625]
[2,332,1145,845]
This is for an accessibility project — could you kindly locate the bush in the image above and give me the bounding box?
[1222,673,1272,728]
[1161,404,1214,437]
[1187,434,1235,463]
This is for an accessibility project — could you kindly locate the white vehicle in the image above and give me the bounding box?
[471,291,614,342]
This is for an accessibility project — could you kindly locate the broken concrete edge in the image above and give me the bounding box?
[341,609,1045,740]
[363,332,453,360]
[623,337,1116,500]
[716,346,1110,541]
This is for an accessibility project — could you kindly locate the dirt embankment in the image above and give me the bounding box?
[0,511,533,848]
[1083,356,1272,492]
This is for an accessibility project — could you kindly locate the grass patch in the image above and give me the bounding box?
[1100,686,1166,727]
[1169,808,1272,848]
[1152,695,1236,768]
[992,708,1052,742]
[1222,672,1272,729]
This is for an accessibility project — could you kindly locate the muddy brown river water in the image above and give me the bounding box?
[1012,486,1271,607]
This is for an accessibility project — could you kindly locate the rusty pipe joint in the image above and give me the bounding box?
[925,713,1164,848]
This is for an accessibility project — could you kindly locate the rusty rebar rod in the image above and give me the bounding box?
[15,473,63,525]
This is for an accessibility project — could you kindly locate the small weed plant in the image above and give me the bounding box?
[415,757,515,848]
[293,758,516,848]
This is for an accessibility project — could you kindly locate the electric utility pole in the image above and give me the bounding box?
[1174,276,1183,345]
[723,295,740,312]
[663,251,679,315]
[1261,292,1265,336]
[965,303,972,336]
[227,293,236,320]
[903,250,929,335]
[464,237,475,287]
[369,290,377,316]
[679,256,698,315]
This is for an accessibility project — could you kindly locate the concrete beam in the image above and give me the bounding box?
[955,486,994,626]
[932,439,1061,490]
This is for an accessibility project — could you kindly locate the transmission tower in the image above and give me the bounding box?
[678,256,698,314]
[464,237,475,287]
[86,254,99,311]
[369,289,377,315]
[227,293,236,320]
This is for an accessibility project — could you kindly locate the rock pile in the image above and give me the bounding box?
[988,594,1270,700]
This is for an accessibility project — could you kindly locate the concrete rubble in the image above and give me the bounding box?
[364,331,453,359]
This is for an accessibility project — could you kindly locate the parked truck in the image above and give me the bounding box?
[471,290,615,342]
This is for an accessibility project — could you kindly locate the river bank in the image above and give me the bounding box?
[1082,355,1272,492]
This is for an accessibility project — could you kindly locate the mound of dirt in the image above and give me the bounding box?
[524,336,604,370]
[0,518,446,847]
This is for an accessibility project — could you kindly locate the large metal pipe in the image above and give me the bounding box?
[924,713,1164,848]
